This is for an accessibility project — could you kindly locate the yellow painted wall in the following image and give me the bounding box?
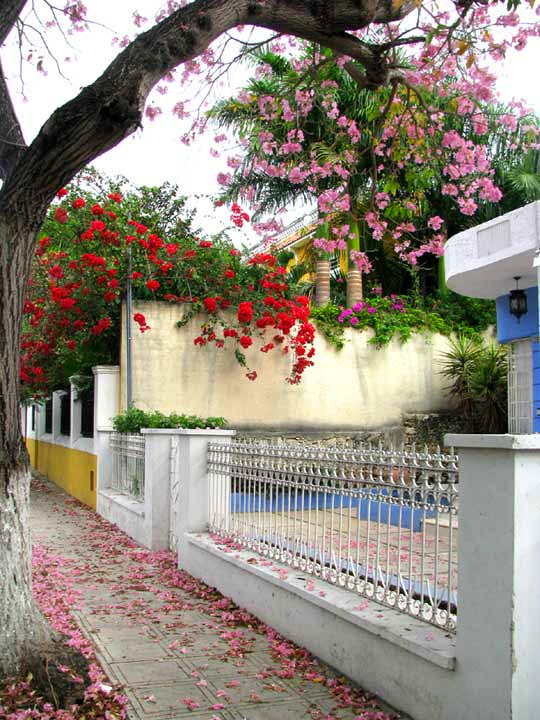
[27,439,97,509]
[26,437,38,468]
[286,239,348,278]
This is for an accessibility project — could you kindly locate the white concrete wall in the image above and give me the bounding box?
[121,301,464,430]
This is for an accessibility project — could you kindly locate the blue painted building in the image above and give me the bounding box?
[445,200,540,433]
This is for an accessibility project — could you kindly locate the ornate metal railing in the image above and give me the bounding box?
[109,433,145,501]
[208,439,459,632]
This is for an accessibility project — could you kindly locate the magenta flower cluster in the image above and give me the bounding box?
[338,296,406,325]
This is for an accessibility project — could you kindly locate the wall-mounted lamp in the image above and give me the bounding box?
[509,276,527,322]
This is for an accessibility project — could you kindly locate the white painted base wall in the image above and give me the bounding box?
[96,490,148,548]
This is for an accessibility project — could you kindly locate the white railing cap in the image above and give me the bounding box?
[445,433,540,450]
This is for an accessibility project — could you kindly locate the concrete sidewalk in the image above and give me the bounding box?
[30,476,408,720]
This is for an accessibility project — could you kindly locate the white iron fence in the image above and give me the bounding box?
[109,433,146,500]
[208,440,459,632]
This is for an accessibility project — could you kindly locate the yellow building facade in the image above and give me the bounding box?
[24,398,97,509]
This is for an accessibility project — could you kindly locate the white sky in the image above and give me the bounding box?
[2,1,540,244]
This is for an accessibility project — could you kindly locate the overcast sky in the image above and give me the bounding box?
[2,1,540,244]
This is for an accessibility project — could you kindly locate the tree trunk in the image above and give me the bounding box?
[0,467,52,674]
[0,213,47,675]
[346,267,363,308]
[315,258,331,306]
[0,213,89,695]
[346,213,363,307]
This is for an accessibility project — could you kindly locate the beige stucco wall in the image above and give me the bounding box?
[121,301,470,430]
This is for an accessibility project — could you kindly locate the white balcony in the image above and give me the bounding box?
[444,201,540,299]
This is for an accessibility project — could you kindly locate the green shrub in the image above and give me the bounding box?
[112,407,227,434]
[438,335,507,433]
[426,290,496,336]
[309,304,346,350]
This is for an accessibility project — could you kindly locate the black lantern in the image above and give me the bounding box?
[509,276,527,322]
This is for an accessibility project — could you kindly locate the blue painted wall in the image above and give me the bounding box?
[533,342,540,433]
[230,491,438,532]
[496,286,538,343]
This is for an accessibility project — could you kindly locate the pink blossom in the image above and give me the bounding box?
[217,172,232,187]
[427,216,444,231]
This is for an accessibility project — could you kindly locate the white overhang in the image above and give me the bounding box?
[444,201,540,299]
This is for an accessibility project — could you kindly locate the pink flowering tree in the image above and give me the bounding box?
[209,46,539,301]
[0,0,539,690]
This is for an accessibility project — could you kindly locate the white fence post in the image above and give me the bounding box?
[69,376,83,444]
[132,428,236,553]
[93,365,119,497]
[446,433,540,720]
[174,429,235,575]
[51,390,65,442]
[139,429,172,550]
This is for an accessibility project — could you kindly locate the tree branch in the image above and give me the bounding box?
[0,0,26,45]
[0,0,423,215]
[0,59,26,181]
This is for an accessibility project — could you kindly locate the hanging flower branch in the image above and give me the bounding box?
[21,185,315,398]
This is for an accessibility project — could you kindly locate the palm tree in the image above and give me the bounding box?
[209,46,385,306]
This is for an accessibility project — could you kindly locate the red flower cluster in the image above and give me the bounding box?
[54,207,68,224]
[204,297,218,313]
[190,257,315,383]
[230,203,250,228]
[133,312,150,333]
[237,301,253,324]
[21,189,317,396]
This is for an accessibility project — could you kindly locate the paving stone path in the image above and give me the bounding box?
[30,476,409,720]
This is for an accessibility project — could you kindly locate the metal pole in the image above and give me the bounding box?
[126,231,133,409]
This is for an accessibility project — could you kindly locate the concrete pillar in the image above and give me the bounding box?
[93,366,120,431]
[171,429,236,574]
[51,390,65,441]
[93,366,119,497]
[135,429,235,552]
[446,433,540,720]
[139,429,174,550]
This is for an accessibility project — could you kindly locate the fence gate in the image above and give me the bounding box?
[169,437,180,553]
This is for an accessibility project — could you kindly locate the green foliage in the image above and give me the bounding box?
[310,305,346,350]
[439,335,507,433]
[422,290,496,336]
[112,407,227,434]
[353,296,448,347]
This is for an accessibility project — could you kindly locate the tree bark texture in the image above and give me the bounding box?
[0,0,421,679]
[0,214,51,676]
[315,258,331,306]
[346,267,363,307]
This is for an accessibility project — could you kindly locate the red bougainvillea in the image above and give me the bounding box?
[21,182,315,397]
